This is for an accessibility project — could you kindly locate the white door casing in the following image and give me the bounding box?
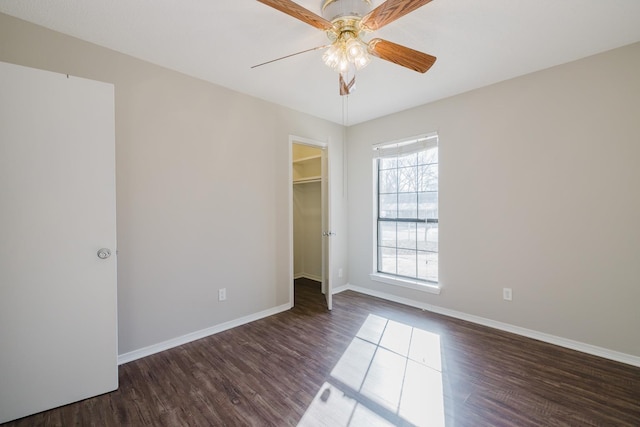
[321,146,332,310]
[0,61,118,423]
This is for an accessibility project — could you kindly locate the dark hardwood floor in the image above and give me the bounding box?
[4,278,640,426]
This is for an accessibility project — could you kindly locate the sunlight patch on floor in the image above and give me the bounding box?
[298,314,445,426]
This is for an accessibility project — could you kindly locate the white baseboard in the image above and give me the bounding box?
[294,273,322,282]
[339,283,640,368]
[117,303,291,365]
[332,284,350,294]
[118,284,640,368]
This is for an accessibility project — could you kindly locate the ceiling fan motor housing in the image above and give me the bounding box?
[321,0,372,22]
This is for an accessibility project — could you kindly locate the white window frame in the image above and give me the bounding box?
[370,133,441,295]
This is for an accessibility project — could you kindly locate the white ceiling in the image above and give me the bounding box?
[2,0,640,125]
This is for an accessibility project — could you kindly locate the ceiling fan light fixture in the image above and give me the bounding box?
[338,57,351,73]
[346,37,370,69]
[345,37,364,61]
[323,33,370,72]
[322,44,341,69]
[354,51,371,69]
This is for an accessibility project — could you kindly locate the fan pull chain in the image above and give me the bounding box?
[342,94,349,198]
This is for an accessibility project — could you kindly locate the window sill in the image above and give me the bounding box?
[369,273,441,295]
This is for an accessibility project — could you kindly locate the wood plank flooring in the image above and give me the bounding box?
[4,278,640,426]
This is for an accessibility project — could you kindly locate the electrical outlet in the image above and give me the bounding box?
[218,288,227,302]
[338,268,343,278]
[503,288,512,301]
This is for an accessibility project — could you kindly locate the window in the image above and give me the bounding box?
[372,134,439,290]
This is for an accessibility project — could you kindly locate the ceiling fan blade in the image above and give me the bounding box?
[361,0,433,31]
[368,38,436,73]
[251,45,330,69]
[257,0,334,30]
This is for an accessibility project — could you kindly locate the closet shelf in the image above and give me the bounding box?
[293,154,321,164]
[293,176,322,184]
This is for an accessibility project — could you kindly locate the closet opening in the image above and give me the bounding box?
[289,137,332,310]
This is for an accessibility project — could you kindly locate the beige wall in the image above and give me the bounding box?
[0,13,348,355]
[293,182,322,280]
[292,144,323,280]
[3,10,638,361]
[347,42,640,358]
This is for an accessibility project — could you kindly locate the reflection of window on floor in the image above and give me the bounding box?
[298,314,444,427]
[374,135,439,284]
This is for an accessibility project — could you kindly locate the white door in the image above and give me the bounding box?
[0,61,118,423]
[321,147,332,310]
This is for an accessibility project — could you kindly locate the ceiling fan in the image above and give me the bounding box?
[255,0,437,95]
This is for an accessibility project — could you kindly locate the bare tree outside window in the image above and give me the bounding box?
[377,142,438,283]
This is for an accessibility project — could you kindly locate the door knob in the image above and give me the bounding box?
[97,248,111,259]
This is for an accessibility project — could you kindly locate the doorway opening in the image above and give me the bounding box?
[289,136,332,310]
